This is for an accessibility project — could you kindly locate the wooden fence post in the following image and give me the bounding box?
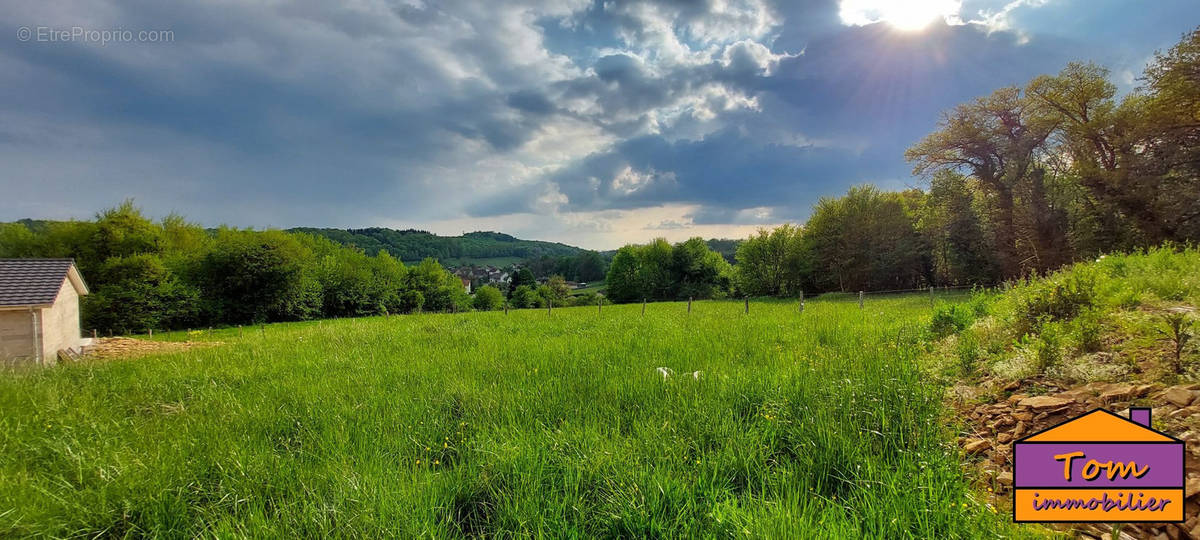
[642,298,647,316]
[504,305,509,315]
[597,297,602,314]
[799,290,805,313]
[547,301,552,315]
[858,291,864,309]
[92,329,97,339]
[148,328,153,338]
[744,296,749,314]
[929,286,935,307]
[238,325,243,336]
[688,297,692,313]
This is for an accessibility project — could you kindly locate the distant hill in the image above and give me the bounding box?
[705,239,741,264]
[290,228,584,266]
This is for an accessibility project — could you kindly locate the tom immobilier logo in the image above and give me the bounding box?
[1013,407,1185,523]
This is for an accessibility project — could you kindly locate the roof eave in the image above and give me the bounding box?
[66,264,89,296]
[0,303,53,311]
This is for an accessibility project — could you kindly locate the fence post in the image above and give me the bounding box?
[598,297,602,314]
[504,305,509,315]
[688,297,692,313]
[148,328,153,338]
[92,329,97,339]
[799,290,805,313]
[238,325,243,336]
[547,301,552,315]
[858,291,864,309]
[744,296,749,314]
[642,298,647,316]
[929,286,935,307]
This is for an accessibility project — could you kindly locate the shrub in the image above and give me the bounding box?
[472,286,505,311]
[1014,270,1096,337]
[510,285,544,309]
[956,333,982,378]
[1034,325,1063,375]
[1072,309,1104,353]
[966,292,993,317]
[930,304,973,337]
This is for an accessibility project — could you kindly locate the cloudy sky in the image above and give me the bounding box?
[2,0,1197,249]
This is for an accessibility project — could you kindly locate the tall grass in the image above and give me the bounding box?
[1,296,1028,537]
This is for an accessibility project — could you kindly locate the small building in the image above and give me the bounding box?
[0,259,89,367]
[459,276,472,294]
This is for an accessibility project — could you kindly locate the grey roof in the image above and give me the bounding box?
[0,259,79,307]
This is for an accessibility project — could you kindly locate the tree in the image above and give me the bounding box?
[0,223,39,258]
[1137,28,1200,241]
[92,199,161,263]
[802,187,929,292]
[1025,62,1157,249]
[510,285,543,308]
[671,237,731,299]
[604,238,730,302]
[637,239,674,300]
[82,254,201,332]
[906,86,1060,276]
[918,171,998,285]
[574,251,608,282]
[546,275,571,302]
[508,268,536,298]
[198,229,322,323]
[472,285,505,311]
[734,224,804,296]
[604,246,644,303]
[408,258,469,312]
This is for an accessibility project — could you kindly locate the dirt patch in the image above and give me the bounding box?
[81,337,223,361]
[951,379,1200,539]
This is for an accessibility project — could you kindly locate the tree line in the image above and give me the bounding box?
[0,202,473,332]
[291,227,582,262]
[608,28,1200,300]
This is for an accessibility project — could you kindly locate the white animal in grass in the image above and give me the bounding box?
[656,367,701,380]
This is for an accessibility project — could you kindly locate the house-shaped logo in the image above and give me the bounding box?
[1013,407,1185,523]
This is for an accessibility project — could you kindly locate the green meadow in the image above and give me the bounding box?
[1,295,1033,538]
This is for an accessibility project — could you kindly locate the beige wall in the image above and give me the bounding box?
[0,309,36,366]
[40,279,82,365]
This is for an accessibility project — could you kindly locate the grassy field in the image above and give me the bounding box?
[0,295,1034,538]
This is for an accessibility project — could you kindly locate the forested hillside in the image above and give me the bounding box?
[290,227,583,264]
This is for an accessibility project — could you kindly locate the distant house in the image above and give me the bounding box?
[459,276,472,294]
[0,259,89,367]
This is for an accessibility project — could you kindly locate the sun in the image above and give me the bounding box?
[838,0,962,32]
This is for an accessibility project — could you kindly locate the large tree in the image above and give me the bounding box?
[906,86,1060,276]
[802,187,929,292]
[733,224,804,297]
